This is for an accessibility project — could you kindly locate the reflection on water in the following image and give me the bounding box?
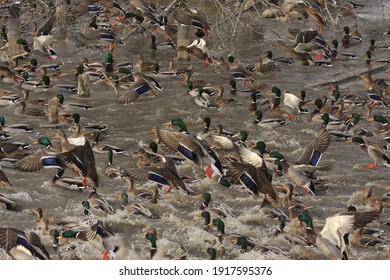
[0,0,389,260]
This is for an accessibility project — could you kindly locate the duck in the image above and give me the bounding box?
[56,94,92,111]
[153,118,225,179]
[91,130,126,155]
[83,188,115,215]
[152,63,181,79]
[52,129,99,187]
[71,113,108,133]
[349,136,390,169]
[32,15,57,60]
[0,115,34,134]
[342,25,362,48]
[214,86,239,107]
[0,167,12,187]
[359,187,390,207]
[16,101,47,117]
[144,227,187,260]
[224,155,278,207]
[195,192,236,218]
[330,39,358,60]
[177,38,212,66]
[255,51,280,75]
[0,227,50,260]
[252,110,285,129]
[172,7,211,38]
[295,208,380,259]
[51,168,86,191]
[119,189,159,219]
[194,86,217,109]
[303,7,329,33]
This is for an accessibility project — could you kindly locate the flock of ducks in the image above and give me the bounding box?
[0,0,390,260]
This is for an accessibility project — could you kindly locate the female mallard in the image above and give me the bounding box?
[360,187,390,207]
[172,7,210,37]
[83,188,115,215]
[16,101,47,117]
[32,15,57,60]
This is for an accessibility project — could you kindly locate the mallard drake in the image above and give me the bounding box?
[119,190,159,219]
[330,39,358,60]
[273,215,315,247]
[83,188,115,215]
[144,227,187,260]
[195,192,236,218]
[153,118,225,179]
[91,131,126,154]
[349,136,390,169]
[150,34,175,50]
[252,110,285,129]
[296,208,380,259]
[152,63,181,79]
[177,38,212,66]
[0,115,33,134]
[56,94,92,111]
[52,168,86,191]
[0,227,50,260]
[194,86,217,109]
[342,25,362,48]
[72,113,108,133]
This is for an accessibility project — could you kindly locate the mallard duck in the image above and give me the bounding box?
[194,86,217,109]
[91,131,126,154]
[13,148,68,172]
[124,153,194,195]
[52,168,86,190]
[273,215,315,247]
[32,15,57,60]
[0,115,33,134]
[255,51,280,75]
[119,190,159,219]
[177,38,212,66]
[330,39,358,60]
[0,227,50,259]
[153,118,225,179]
[252,110,285,129]
[224,156,278,206]
[83,188,115,215]
[342,25,362,48]
[303,7,329,33]
[360,187,390,207]
[150,34,175,50]
[0,193,20,210]
[16,101,47,117]
[144,227,187,260]
[57,94,92,111]
[0,64,20,84]
[71,113,108,133]
[152,63,181,79]
[214,85,239,107]
[52,129,99,187]
[195,192,236,218]
[172,7,210,37]
[117,72,162,104]
[349,136,390,169]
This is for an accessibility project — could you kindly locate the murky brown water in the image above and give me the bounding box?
[0,0,389,260]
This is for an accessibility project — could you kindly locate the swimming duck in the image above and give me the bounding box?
[252,110,285,129]
[57,94,92,111]
[255,51,280,75]
[194,86,217,109]
[91,131,126,154]
[330,39,358,60]
[51,168,86,191]
[83,188,115,215]
[119,190,159,219]
[0,116,33,134]
[144,227,187,260]
[342,25,362,48]
[195,192,236,218]
[16,101,47,117]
